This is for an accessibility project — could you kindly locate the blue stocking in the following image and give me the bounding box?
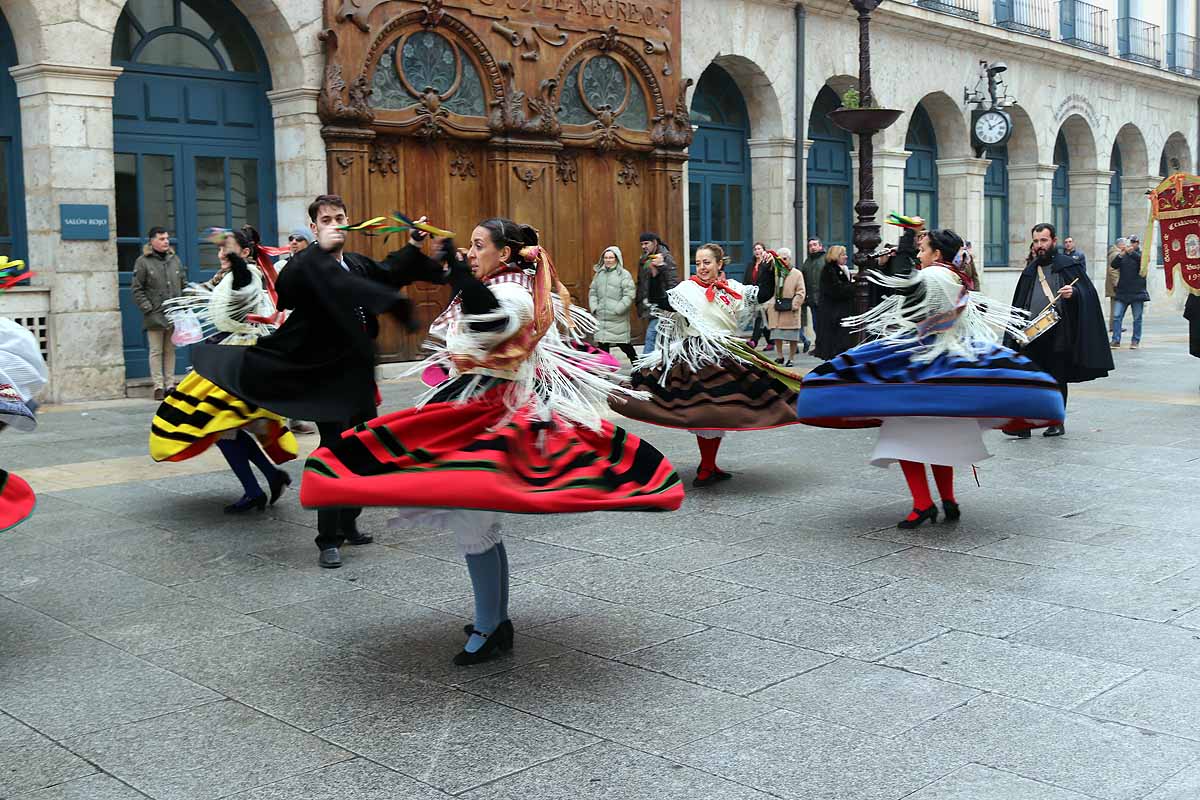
[496,540,510,624]
[464,545,503,653]
[216,437,264,498]
[237,431,279,481]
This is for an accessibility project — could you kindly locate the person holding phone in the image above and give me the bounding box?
[634,232,679,354]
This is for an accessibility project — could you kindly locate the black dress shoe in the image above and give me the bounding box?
[225,494,266,514]
[318,547,342,568]
[1003,429,1032,439]
[1043,424,1065,437]
[453,623,514,666]
[463,620,514,646]
[713,468,733,482]
[897,505,938,529]
[943,500,961,522]
[343,529,374,546]
[267,470,291,506]
[692,471,719,488]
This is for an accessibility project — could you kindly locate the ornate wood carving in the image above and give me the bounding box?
[555,151,578,184]
[449,145,477,180]
[368,143,399,173]
[335,154,356,174]
[616,156,639,187]
[488,61,559,138]
[513,165,545,189]
[669,174,681,190]
[651,76,692,148]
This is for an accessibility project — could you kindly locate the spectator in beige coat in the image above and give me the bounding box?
[765,247,807,367]
[1107,238,1127,323]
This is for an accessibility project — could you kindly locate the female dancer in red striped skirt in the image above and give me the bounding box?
[301,217,683,665]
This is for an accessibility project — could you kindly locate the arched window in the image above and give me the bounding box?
[808,86,853,249]
[688,65,751,275]
[1109,144,1123,245]
[370,29,487,117]
[0,11,25,263]
[113,0,258,73]
[558,53,650,131]
[904,105,938,227]
[1052,132,1070,238]
[984,145,1008,268]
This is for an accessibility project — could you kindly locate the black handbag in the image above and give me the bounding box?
[774,297,793,312]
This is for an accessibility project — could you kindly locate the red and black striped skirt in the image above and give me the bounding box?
[300,386,684,514]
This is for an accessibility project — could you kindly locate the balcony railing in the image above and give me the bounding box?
[1166,32,1200,77]
[1117,16,1161,66]
[915,0,979,21]
[995,0,1052,38]
[1059,0,1109,54]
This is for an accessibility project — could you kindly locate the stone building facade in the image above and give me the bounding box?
[0,0,1196,401]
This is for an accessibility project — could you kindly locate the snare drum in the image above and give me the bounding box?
[1022,305,1060,343]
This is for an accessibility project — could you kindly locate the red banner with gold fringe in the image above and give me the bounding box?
[1144,174,1200,296]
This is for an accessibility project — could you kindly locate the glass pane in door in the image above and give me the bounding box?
[142,154,176,236]
[115,153,138,240]
[230,157,259,230]
[195,156,226,271]
[710,184,727,243]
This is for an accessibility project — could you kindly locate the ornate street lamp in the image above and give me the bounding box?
[829,0,902,325]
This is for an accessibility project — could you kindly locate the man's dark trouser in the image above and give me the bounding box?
[314,417,367,551]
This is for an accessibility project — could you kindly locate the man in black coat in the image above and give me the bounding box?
[1004,222,1112,438]
[634,232,680,354]
[194,194,445,568]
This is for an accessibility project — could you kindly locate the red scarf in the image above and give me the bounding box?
[690,274,742,303]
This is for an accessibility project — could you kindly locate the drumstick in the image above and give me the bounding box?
[1035,278,1080,316]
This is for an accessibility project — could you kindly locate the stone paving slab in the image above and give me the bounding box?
[523,605,705,658]
[1079,670,1200,740]
[0,712,97,798]
[696,553,898,603]
[11,773,154,800]
[903,764,1097,800]
[837,579,1063,637]
[226,758,453,800]
[1012,608,1200,678]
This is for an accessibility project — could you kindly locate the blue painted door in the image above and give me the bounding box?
[112,0,274,380]
[688,66,752,280]
[984,145,1009,268]
[0,11,25,264]
[808,86,853,250]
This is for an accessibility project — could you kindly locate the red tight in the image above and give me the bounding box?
[696,436,722,476]
[899,460,955,520]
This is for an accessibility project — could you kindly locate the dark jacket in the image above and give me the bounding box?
[1005,246,1113,384]
[131,249,186,330]
[800,251,826,307]
[1185,294,1200,358]
[813,259,856,360]
[193,243,444,423]
[1113,248,1151,303]
[1064,248,1087,273]
[635,246,680,318]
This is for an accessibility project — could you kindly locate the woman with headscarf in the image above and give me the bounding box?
[797,228,1064,528]
[588,245,638,362]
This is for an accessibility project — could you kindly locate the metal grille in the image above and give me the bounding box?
[1117,16,1161,66]
[1060,0,1109,54]
[8,315,49,364]
[995,0,1052,37]
[1166,32,1200,77]
[915,0,979,21]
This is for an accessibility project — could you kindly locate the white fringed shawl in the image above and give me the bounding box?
[164,265,277,345]
[637,277,760,382]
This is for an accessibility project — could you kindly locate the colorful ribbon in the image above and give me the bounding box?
[338,212,454,239]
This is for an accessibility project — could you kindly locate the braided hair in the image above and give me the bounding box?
[478,217,540,267]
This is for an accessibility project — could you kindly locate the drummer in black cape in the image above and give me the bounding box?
[1004,222,1112,438]
[192,194,446,568]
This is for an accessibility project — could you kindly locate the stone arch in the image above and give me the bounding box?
[908,91,970,160]
[709,53,784,139]
[1057,113,1099,171]
[1112,122,1150,178]
[0,0,44,64]
[1006,104,1039,165]
[1161,131,1192,175]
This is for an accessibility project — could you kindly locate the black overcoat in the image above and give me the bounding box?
[1184,293,1200,359]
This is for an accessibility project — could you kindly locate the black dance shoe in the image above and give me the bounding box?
[268,470,291,505]
[942,500,961,522]
[343,527,374,546]
[453,623,515,666]
[225,494,266,514]
[713,468,733,482]
[1003,429,1032,439]
[692,470,720,488]
[897,505,938,529]
[463,620,514,645]
[1042,424,1065,437]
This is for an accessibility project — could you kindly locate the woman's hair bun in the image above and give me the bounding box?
[517,224,539,247]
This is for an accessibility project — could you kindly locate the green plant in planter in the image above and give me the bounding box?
[841,88,861,109]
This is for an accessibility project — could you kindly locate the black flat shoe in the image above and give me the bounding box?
[943,500,961,522]
[692,471,719,488]
[1003,429,1032,439]
[268,470,291,505]
[453,623,514,666]
[1043,424,1065,437]
[463,620,514,649]
[343,529,374,546]
[897,505,938,529]
[225,494,266,514]
[713,468,733,482]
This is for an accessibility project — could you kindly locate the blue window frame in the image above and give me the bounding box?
[904,105,938,227]
[113,0,275,380]
[807,86,853,251]
[1109,144,1123,246]
[0,11,26,264]
[688,65,752,279]
[984,145,1008,268]
[1052,132,1070,238]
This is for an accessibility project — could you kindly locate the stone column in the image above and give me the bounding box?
[11,63,124,403]
[1006,163,1057,268]
[1068,169,1113,280]
[268,87,326,234]
[875,148,909,236]
[748,136,796,251]
[936,156,989,270]
[1122,173,1160,245]
[800,139,813,244]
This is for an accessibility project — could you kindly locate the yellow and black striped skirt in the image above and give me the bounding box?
[149,371,298,464]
